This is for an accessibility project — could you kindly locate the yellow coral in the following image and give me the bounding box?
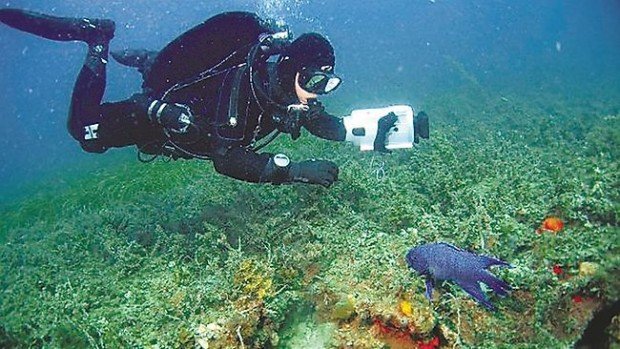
[399,300,413,317]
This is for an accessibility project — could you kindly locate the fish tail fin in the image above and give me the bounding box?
[480,272,512,296]
[458,281,496,311]
[479,255,511,269]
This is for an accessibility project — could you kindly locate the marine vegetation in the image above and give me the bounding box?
[1,83,619,348]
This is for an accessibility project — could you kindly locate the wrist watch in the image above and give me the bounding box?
[273,153,290,168]
[266,153,291,184]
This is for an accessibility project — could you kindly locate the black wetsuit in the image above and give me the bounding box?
[80,12,346,183]
[0,9,347,185]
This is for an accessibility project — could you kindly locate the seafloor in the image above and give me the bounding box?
[0,84,618,348]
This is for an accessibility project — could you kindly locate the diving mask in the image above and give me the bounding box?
[298,66,341,95]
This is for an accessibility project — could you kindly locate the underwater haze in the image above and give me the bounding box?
[0,0,619,348]
[1,0,618,201]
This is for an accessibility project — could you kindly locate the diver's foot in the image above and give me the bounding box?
[0,8,115,45]
[413,111,429,143]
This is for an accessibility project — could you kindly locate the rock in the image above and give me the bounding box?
[196,338,209,349]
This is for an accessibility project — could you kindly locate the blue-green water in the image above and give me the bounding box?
[1,0,618,200]
[0,1,618,348]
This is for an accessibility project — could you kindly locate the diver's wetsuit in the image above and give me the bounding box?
[0,10,346,184]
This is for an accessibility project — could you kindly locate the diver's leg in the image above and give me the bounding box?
[0,8,116,152]
[68,42,111,153]
[62,16,115,152]
[0,8,114,43]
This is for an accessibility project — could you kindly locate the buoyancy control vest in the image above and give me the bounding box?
[135,13,289,161]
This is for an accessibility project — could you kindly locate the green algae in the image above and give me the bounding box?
[277,303,337,349]
[0,87,618,348]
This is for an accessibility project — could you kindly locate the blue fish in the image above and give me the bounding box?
[406,242,512,310]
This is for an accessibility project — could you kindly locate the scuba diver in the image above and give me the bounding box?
[0,8,429,187]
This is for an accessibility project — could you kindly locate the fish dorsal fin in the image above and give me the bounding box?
[437,242,467,253]
[479,255,511,268]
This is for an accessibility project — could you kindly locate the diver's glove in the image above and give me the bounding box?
[289,159,339,188]
[373,112,399,153]
[261,154,338,187]
[146,100,194,134]
[306,99,326,119]
[414,111,430,144]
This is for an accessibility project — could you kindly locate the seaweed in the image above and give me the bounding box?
[0,86,618,348]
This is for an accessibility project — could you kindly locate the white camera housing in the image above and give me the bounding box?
[343,105,415,151]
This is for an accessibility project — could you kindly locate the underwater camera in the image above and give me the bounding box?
[343,105,428,151]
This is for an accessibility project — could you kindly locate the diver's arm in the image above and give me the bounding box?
[211,147,273,183]
[302,100,346,141]
[211,147,338,187]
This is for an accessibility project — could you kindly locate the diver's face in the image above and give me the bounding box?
[294,72,318,104]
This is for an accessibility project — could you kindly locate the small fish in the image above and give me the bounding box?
[406,242,512,310]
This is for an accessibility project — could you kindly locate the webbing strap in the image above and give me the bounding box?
[227,65,248,123]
